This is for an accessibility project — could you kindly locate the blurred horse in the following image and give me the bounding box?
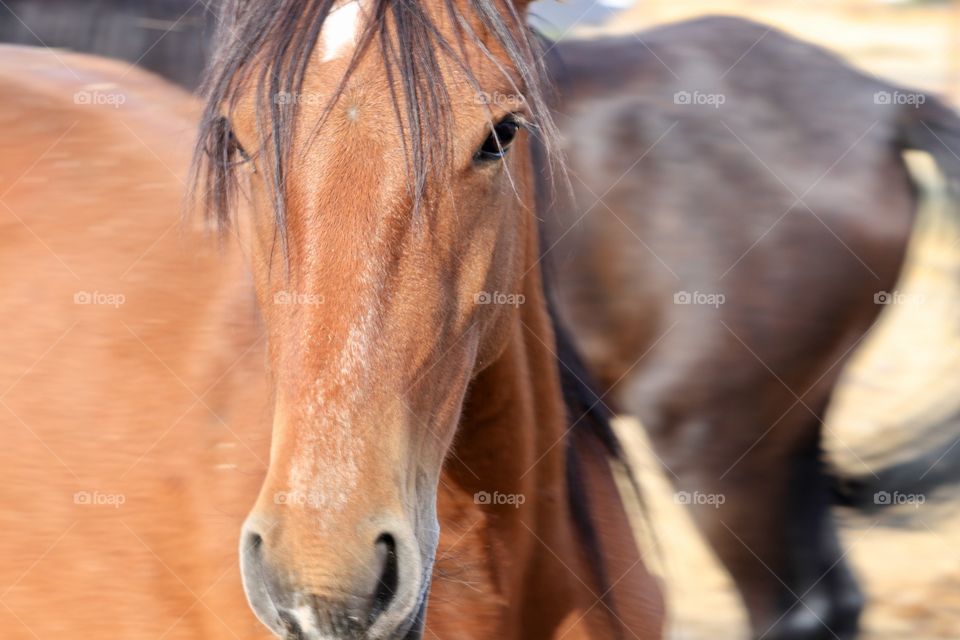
[0,0,665,637]
[544,16,960,640]
[0,0,211,88]
[0,46,268,639]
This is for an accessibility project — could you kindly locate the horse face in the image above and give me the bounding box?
[207,2,539,637]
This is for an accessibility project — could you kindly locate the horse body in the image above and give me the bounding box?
[546,16,960,640]
[0,47,270,638]
[0,0,663,633]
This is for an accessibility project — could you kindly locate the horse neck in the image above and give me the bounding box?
[436,213,593,632]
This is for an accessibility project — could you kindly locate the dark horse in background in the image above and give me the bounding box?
[0,0,210,88]
[544,16,960,640]
[8,3,960,638]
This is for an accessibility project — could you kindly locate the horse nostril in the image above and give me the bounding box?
[240,523,291,636]
[369,533,399,625]
[244,529,264,557]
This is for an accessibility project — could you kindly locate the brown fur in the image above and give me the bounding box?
[0,46,268,638]
[0,8,663,637]
[221,3,663,634]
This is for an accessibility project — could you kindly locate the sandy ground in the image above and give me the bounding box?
[577,2,960,638]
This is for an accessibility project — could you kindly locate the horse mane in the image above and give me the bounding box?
[531,127,639,630]
[550,302,627,623]
[191,0,563,256]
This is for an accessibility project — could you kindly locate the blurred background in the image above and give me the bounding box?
[2,1,959,638]
[549,2,960,639]
[536,2,960,638]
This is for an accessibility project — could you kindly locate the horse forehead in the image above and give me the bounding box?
[321,0,368,62]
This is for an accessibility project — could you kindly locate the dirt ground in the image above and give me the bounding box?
[577,2,960,638]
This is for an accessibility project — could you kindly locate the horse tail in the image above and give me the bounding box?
[832,95,960,513]
[831,415,960,513]
[897,94,960,197]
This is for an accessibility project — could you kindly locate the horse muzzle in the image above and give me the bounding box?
[239,518,429,640]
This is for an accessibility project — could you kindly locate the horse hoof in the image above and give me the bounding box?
[759,582,863,640]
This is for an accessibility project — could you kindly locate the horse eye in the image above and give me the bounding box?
[475,116,521,162]
[214,116,250,162]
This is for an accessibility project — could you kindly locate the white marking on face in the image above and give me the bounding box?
[293,605,317,630]
[321,0,365,63]
[287,266,382,530]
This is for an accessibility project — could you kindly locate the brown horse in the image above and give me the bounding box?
[543,16,960,640]
[0,1,664,639]
[192,0,665,636]
[0,47,268,638]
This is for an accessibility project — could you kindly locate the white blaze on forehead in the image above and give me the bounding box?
[321,0,366,62]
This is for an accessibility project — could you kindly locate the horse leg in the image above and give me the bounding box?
[641,397,862,640]
[764,405,863,640]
